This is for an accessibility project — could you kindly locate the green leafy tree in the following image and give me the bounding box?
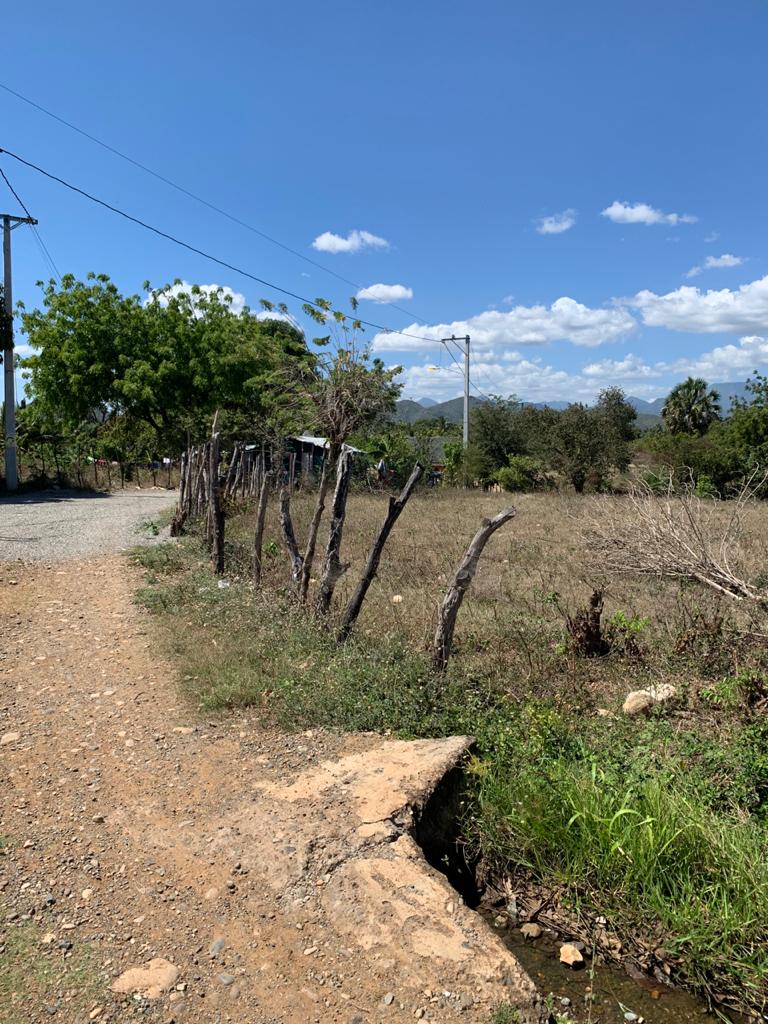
[661,377,721,435]
[20,274,309,453]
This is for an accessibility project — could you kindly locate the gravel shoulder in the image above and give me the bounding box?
[0,490,177,562]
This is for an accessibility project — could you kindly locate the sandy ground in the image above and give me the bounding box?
[0,548,544,1024]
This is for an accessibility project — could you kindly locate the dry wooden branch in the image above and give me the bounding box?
[298,445,339,604]
[279,488,304,586]
[431,506,516,673]
[338,462,423,641]
[585,473,768,604]
[316,450,354,617]
[252,468,273,588]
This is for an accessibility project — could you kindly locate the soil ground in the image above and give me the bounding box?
[0,502,542,1024]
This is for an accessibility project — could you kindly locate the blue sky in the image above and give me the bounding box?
[2,0,767,404]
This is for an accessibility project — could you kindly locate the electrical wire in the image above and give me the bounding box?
[0,81,437,329]
[1,146,453,345]
[0,143,495,399]
[0,162,61,281]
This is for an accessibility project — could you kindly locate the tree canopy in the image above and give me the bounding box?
[20,274,310,452]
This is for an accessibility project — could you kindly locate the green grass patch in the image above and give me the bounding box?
[0,923,101,1022]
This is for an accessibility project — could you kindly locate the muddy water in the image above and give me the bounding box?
[482,912,744,1024]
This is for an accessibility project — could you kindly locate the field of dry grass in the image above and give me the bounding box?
[226,487,768,713]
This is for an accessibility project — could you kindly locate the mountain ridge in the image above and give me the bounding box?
[393,381,754,427]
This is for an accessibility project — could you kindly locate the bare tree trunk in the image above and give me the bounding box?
[209,432,225,575]
[298,443,339,604]
[279,488,304,587]
[431,506,516,673]
[338,463,423,640]
[253,469,273,588]
[316,450,354,617]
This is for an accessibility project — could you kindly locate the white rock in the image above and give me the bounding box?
[1,732,20,746]
[559,943,584,968]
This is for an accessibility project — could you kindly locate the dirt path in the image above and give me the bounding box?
[0,556,544,1024]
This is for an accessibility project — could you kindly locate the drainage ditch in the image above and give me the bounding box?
[412,762,748,1024]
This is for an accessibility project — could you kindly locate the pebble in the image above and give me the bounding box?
[0,731,20,745]
[209,937,225,957]
[382,992,395,1005]
[520,922,542,940]
[559,942,585,969]
[218,974,235,986]
[92,814,105,824]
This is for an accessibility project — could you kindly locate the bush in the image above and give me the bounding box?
[495,455,542,492]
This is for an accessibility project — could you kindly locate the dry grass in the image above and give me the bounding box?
[224,487,768,710]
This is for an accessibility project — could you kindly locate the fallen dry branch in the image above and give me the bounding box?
[432,506,517,673]
[585,474,768,603]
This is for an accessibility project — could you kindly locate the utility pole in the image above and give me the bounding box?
[2,212,37,491]
[442,334,471,446]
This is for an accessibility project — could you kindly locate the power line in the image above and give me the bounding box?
[0,145,494,399]
[0,81,433,328]
[0,162,61,281]
[0,163,33,219]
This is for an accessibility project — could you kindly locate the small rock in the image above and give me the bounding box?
[92,814,105,824]
[559,943,585,969]
[209,937,225,957]
[41,932,56,945]
[624,1014,640,1023]
[382,992,395,1005]
[173,727,195,736]
[622,691,656,716]
[520,922,542,940]
[303,946,318,956]
[1,732,20,746]
[218,974,235,986]
[89,1008,103,1020]
[623,684,677,716]
[42,893,56,907]
[111,958,179,999]
[560,997,571,1007]
[81,889,93,901]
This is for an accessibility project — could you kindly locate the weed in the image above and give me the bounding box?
[489,1004,520,1024]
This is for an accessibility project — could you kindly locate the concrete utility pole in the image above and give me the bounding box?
[2,212,37,491]
[442,334,471,446]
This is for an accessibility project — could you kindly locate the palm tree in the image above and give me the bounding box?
[661,377,721,435]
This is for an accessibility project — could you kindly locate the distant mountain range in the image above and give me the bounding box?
[393,381,754,429]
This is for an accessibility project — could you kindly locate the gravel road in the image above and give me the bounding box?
[0,489,177,562]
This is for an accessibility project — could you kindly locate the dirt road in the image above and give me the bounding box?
[0,490,176,562]
[0,517,543,1022]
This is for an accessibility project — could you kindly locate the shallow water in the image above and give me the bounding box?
[483,912,746,1024]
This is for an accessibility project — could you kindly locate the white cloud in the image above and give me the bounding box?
[686,253,745,278]
[583,335,768,384]
[705,232,719,244]
[147,281,247,315]
[536,209,577,235]
[631,274,768,334]
[373,297,636,354]
[602,201,698,226]
[311,229,389,254]
[356,283,413,303]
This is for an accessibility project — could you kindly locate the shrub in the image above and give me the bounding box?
[495,455,543,492]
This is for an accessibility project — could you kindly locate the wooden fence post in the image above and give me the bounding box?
[316,450,353,617]
[338,463,423,640]
[253,468,273,588]
[209,433,225,574]
[431,506,516,673]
